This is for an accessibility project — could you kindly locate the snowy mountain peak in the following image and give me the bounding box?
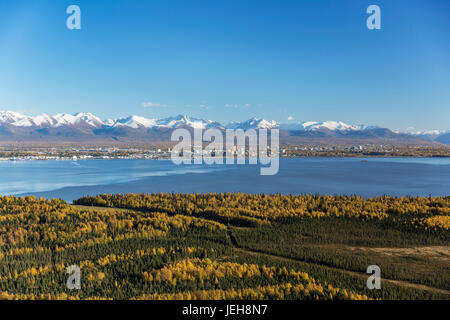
[226,118,279,130]
[51,112,104,128]
[113,115,157,129]
[408,129,447,136]
[280,120,375,132]
[0,110,29,124]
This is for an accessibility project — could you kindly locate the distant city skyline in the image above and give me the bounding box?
[0,0,449,131]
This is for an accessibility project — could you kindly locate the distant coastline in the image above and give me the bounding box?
[1,144,449,162]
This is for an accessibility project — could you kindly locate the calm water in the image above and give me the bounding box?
[0,158,449,202]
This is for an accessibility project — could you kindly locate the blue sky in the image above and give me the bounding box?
[0,0,449,131]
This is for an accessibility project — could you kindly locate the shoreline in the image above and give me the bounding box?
[1,154,450,162]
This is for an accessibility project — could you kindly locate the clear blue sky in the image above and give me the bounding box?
[0,0,449,131]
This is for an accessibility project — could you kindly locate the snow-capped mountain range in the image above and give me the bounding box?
[0,111,224,130]
[0,110,447,144]
[0,111,377,131]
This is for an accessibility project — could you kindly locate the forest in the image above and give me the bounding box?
[0,193,448,300]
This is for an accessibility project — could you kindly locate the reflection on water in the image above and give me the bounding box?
[0,158,449,202]
[0,159,224,195]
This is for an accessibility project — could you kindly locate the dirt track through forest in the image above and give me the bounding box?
[73,205,450,296]
[227,228,450,296]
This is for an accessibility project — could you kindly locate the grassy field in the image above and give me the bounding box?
[0,193,448,300]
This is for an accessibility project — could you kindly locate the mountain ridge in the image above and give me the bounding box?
[0,110,447,145]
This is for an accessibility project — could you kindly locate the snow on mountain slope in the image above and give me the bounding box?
[72,112,105,127]
[156,115,201,129]
[408,130,447,139]
[30,114,54,127]
[280,121,374,132]
[1,111,106,128]
[52,114,78,126]
[0,111,30,125]
[104,118,115,126]
[113,115,157,128]
[0,111,55,127]
[11,118,35,127]
[226,118,278,130]
[110,114,222,130]
[412,130,446,135]
[154,114,224,129]
[226,118,377,132]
